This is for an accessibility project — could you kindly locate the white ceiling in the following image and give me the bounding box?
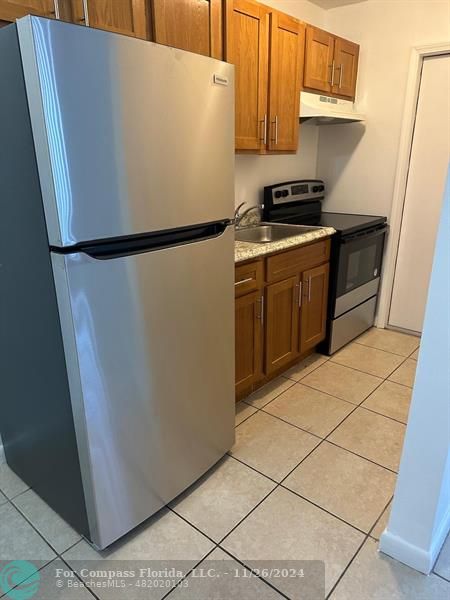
[308,0,368,9]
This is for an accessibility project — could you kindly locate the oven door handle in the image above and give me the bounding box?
[341,225,388,244]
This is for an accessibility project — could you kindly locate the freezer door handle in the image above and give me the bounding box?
[51,221,231,260]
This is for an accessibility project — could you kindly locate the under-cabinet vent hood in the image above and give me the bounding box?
[300,91,365,124]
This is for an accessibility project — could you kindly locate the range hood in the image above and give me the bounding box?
[300,91,365,124]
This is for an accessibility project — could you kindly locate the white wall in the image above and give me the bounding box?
[235,123,319,206]
[317,0,450,215]
[379,169,450,574]
[234,0,326,208]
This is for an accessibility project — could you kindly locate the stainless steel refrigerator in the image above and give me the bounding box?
[0,16,235,549]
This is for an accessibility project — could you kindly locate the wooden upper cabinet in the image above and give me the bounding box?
[303,25,334,94]
[265,275,300,375]
[304,24,359,100]
[151,0,223,59]
[267,12,304,152]
[0,0,54,21]
[332,36,359,98]
[299,262,329,354]
[226,1,305,154]
[225,0,269,151]
[70,0,148,38]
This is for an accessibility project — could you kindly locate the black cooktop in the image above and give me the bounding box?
[320,212,387,235]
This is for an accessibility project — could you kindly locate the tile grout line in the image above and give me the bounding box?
[238,356,410,436]
[240,376,298,413]
[234,394,400,476]
[326,533,370,599]
[6,495,64,557]
[0,507,99,600]
[3,336,417,599]
[366,494,394,540]
[325,495,396,599]
[278,483,369,536]
[59,555,101,600]
[212,547,290,600]
[434,572,450,584]
[227,419,393,545]
[4,496,99,599]
[161,544,219,600]
[281,355,331,384]
[328,356,407,381]
[0,557,56,600]
[280,379,411,426]
[352,339,420,358]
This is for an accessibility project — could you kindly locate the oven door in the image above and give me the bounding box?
[334,226,387,318]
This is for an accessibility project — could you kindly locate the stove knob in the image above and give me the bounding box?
[282,190,289,197]
[319,185,325,192]
[274,190,283,198]
[312,186,319,193]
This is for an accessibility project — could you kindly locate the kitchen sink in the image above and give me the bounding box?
[235,223,321,244]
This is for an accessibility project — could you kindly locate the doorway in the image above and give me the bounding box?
[388,54,450,333]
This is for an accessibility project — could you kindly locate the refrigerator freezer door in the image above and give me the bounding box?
[18,17,235,247]
[52,227,235,549]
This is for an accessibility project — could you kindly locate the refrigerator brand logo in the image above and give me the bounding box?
[0,561,40,599]
[213,74,229,86]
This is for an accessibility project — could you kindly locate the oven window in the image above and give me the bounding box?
[346,245,377,291]
[337,232,385,298]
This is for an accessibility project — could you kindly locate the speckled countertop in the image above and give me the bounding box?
[234,226,336,263]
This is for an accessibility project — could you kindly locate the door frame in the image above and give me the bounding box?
[376,42,450,329]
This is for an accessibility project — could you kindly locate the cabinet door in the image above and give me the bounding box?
[235,291,263,397]
[0,0,54,21]
[265,276,299,375]
[332,37,359,99]
[267,12,304,152]
[152,0,222,59]
[225,0,269,151]
[71,0,148,38]
[300,263,329,353]
[303,25,334,94]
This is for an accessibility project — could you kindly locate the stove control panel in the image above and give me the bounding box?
[264,180,325,207]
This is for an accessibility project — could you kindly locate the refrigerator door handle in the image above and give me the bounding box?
[51,222,231,260]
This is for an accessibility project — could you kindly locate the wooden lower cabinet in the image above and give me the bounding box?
[235,239,331,400]
[235,290,263,397]
[265,275,299,375]
[299,262,329,353]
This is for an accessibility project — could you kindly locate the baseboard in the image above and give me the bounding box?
[430,505,450,568]
[380,530,433,574]
[380,508,450,574]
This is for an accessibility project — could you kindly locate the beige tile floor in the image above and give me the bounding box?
[1,328,449,599]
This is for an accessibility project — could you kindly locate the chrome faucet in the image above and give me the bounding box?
[234,202,261,228]
[234,202,246,223]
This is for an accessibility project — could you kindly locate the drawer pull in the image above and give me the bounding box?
[235,277,253,286]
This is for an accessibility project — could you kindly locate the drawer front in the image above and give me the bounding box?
[267,239,330,282]
[235,260,264,297]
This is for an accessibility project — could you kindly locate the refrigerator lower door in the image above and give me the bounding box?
[51,227,235,549]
